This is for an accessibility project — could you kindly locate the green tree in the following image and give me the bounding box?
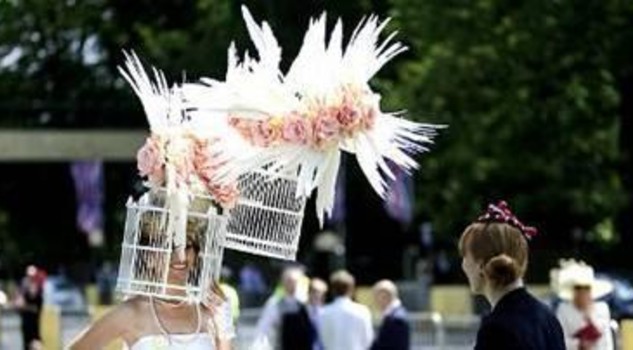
[0,0,117,127]
[388,0,628,251]
[0,0,239,128]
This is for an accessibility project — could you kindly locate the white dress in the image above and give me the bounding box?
[128,333,216,350]
[125,300,235,350]
[556,301,613,350]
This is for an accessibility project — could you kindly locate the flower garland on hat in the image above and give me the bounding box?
[228,85,378,151]
[136,133,238,209]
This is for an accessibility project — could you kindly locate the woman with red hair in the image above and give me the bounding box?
[459,201,565,350]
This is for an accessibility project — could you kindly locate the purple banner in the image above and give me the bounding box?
[70,161,104,240]
[384,163,414,227]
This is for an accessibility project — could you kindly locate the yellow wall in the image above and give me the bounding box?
[430,285,473,316]
[40,305,61,350]
[622,319,633,350]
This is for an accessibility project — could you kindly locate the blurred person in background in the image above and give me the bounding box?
[554,260,614,350]
[254,266,314,349]
[239,262,267,307]
[96,261,116,305]
[459,201,565,350]
[0,288,7,307]
[16,265,44,350]
[307,278,328,350]
[370,280,410,350]
[220,267,240,324]
[27,339,43,350]
[319,270,373,350]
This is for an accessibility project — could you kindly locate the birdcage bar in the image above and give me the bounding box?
[225,168,307,260]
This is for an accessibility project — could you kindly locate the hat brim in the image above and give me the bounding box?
[557,280,614,301]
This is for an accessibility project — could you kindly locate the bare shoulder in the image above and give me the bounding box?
[103,296,147,321]
[67,297,147,350]
[93,296,151,334]
[200,301,225,321]
[121,296,151,313]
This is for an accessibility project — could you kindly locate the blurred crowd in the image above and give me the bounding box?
[0,258,631,350]
[251,266,410,350]
[246,258,631,350]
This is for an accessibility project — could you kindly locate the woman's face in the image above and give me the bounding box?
[462,250,484,294]
[572,285,593,310]
[167,241,198,285]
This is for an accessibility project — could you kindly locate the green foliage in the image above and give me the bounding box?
[0,0,114,127]
[388,0,627,241]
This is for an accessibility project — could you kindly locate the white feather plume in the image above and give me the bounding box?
[118,50,182,133]
[184,8,444,225]
[118,51,195,259]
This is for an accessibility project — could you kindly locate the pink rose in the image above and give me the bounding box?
[208,183,239,209]
[250,119,281,147]
[229,116,254,140]
[312,110,340,148]
[193,138,225,183]
[281,114,311,144]
[136,135,165,186]
[334,103,362,134]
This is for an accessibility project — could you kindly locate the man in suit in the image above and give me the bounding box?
[319,270,374,350]
[370,280,410,350]
[255,266,314,349]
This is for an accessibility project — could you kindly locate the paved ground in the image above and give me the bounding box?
[1,310,476,349]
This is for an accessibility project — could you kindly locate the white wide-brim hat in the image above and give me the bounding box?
[551,259,614,301]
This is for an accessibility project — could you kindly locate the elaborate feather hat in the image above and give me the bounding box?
[183,6,443,242]
[115,52,234,302]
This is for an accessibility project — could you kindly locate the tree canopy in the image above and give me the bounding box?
[388,0,631,253]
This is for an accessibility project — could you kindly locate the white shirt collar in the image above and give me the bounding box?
[382,299,402,318]
[334,295,352,304]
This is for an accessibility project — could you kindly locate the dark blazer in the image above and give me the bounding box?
[370,304,410,350]
[475,288,565,350]
[280,300,315,350]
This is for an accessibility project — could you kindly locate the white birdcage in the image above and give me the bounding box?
[115,189,227,303]
[225,169,307,260]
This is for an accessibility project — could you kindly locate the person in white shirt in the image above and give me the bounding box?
[319,270,373,350]
[554,260,614,350]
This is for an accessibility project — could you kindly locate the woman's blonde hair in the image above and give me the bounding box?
[459,222,528,289]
